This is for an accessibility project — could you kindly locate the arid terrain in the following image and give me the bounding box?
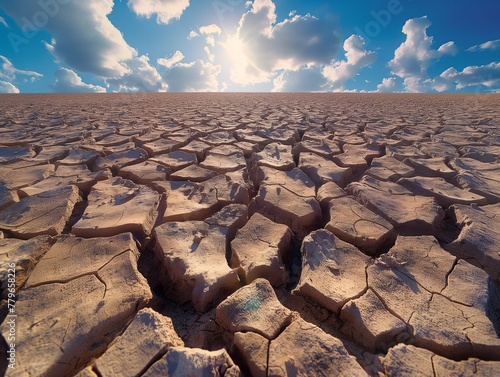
[0,93,499,376]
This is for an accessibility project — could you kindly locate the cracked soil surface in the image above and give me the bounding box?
[0,93,499,376]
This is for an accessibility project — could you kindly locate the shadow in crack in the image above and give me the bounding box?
[487,278,500,337]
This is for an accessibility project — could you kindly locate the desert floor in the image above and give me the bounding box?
[0,93,499,376]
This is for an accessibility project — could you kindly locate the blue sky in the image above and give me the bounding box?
[0,0,499,93]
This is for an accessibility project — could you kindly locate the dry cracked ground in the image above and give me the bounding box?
[0,93,499,377]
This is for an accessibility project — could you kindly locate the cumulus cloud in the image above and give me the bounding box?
[163,60,220,92]
[1,0,135,77]
[0,55,42,92]
[204,46,215,63]
[388,16,457,92]
[227,0,341,84]
[157,51,184,68]
[51,68,106,93]
[0,81,19,93]
[199,24,222,47]
[106,55,167,92]
[1,0,171,92]
[377,77,398,92]
[188,30,198,39]
[0,55,42,82]
[272,68,327,92]
[437,41,458,56]
[199,24,222,35]
[271,34,376,92]
[0,16,8,28]
[467,39,500,52]
[433,62,500,91]
[127,0,190,24]
[323,34,377,90]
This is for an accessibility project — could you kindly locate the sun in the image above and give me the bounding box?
[223,34,249,69]
[222,34,268,85]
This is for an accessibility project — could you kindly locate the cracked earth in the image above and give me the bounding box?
[0,93,499,376]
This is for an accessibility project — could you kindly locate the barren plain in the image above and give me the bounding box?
[0,93,499,376]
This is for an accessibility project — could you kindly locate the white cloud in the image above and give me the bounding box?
[402,76,432,92]
[157,51,184,68]
[437,41,458,56]
[0,55,42,82]
[204,46,215,63]
[388,16,457,92]
[272,68,327,92]
[433,62,500,91]
[164,60,220,92]
[199,24,222,35]
[0,16,8,28]
[322,34,377,90]
[1,1,171,92]
[271,34,376,92]
[0,55,42,92]
[127,0,190,24]
[106,55,167,92]
[467,39,500,52]
[2,0,135,77]
[377,77,398,92]
[191,24,222,47]
[0,81,19,93]
[226,0,341,84]
[51,68,106,93]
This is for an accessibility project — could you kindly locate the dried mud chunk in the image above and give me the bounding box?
[0,146,35,163]
[151,150,197,171]
[268,318,368,377]
[153,180,220,222]
[154,221,240,311]
[383,344,434,377]
[216,278,292,340]
[0,233,151,377]
[141,138,181,156]
[0,162,55,190]
[200,150,246,173]
[255,167,315,198]
[0,184,18,211]
[0,236,52,292]
[347,176,444,235]
[230,213,292,286]
[59,149,100,165]
[251,184,321,235]
[143,347,242,377]
[340,288,409,351]
[72,177,159,238]
[255,143,295,171]
[299,152,352,186]
[365,155,415,182]
[92,148,148,172]
[19,165,111,197]
[294,229,369,313]
[0,185,80,239]
[234,332,268,377]
[326,196,394,254]
[446,203,500,281]
[170,164,218,182]
[399,176,487,207]
[94,308,184,377]
[405,157,456,179]
[316,181,347,206]
[118,160,171,184]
